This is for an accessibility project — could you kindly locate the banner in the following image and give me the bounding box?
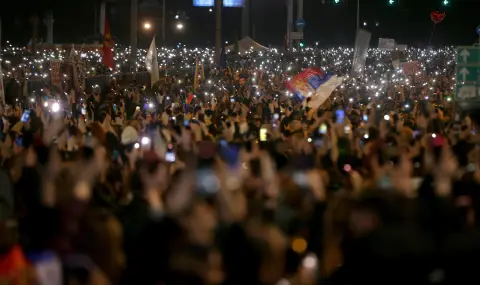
[69,48,86,90]
[401,61,421,76]
[50,60,62,89]
[378,38,395,50]
[286,68,343,108]
[352,29,371,77]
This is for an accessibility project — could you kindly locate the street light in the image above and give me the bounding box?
[176,23,184,30]
[143,22,152,30]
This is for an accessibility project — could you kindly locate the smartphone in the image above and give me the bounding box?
[15,136,24,147]
[335,109,345,124]
[141,137,151,146]
[184,119,190,127]
[21,110,31,122]
[362,114,368,122]
[165,150,176,162]
[293,172,309,188]
[81,107,86,115]
[260,128,267,142]
[319,123,327,135]
[344,125,351,134]
[273,113,280,121]
[219,141,240,167]
[196,168,220,194]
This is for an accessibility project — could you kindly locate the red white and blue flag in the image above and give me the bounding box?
[286,68,343,108]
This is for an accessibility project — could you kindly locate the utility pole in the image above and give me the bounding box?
[100,1,106,35]
[215,0,222,64]
[162,0,166,43]
[241,0,250,38]
[43,11,54,44]
[296,0,304,49]
[356,0,360,34]
[30,14,39,53]
[130,0,138,70]
[286,0,293,50]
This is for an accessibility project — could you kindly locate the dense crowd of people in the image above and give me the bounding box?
[0,44,479,285]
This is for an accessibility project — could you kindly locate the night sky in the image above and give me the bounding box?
[1,0,479,48]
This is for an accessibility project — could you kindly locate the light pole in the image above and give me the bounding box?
[356,0,360,33]
[215,0,222,65]
[130,0,138,69]
[162,0,166,42]
[286,0,293,50]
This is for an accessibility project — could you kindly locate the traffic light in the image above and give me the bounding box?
[442,0,450,6]
[388,0,396,5]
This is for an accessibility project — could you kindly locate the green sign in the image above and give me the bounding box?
[456,66,480,83]
[457,46,480,65]
[456,46,480,104]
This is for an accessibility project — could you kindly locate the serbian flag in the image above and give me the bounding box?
[286,68,343,109]
[187,93,194,105]
[102,16,115,69]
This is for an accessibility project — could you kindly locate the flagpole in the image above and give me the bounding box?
[0,17,4,105]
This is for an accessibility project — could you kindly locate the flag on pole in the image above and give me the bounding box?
[102,15,114,69]
[193,57,199,91]
[145,36,160,87]
[352,29,371,77]
[286,68,343,109]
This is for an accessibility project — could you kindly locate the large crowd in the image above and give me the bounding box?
[0,43,478,285]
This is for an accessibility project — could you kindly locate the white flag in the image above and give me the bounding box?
[146,36,159,87]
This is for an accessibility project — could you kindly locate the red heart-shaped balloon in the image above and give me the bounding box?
[431,11,446,24]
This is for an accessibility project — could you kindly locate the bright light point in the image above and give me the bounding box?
[176,23,184,30]
[384,114,390,121]
[30,98,35,102]
[364,134,369,139]
[175,15,179,19]
[141,137,150,145]
[143,22,151,30]
[209,8,213,12]
[134,143,140,149]
[44,102,48,107]
[432,133,437,138]
[52,102,60,113]
[363,22,367,26]
[302,254,317,269]
[307,138,312,143]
